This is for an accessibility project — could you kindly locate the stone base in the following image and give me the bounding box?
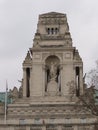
[47,80,59,96]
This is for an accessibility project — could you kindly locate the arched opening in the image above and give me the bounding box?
[26,68,30,97]
[55,28,58,34]
[47,28,50,35]
[76,67,80,97]
[45,55,61,93]
[51,28,54,34]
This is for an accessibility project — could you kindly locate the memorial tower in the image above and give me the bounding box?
[0,12,96,130]
[23,12,83,100]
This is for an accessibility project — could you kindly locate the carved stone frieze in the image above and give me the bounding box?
[8,103,92,118]
[40,35,65,40]
[39,18,67,25]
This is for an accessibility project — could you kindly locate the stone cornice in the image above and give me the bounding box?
[32,47,75,52]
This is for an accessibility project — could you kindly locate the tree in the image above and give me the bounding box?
[78,86,98,116]
[87,60,98,89]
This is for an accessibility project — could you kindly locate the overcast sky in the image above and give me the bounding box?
[0,0,98,91]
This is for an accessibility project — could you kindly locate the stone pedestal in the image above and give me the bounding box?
[47,80,58,96]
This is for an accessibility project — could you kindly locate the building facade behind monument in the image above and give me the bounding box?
[0,12,97,130]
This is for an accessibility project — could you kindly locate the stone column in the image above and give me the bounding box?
[73,66,76,83]
[60,64,63,94]
[73,66,76,96]
[30,68,32,97]
[79,66,83,95]
[23,68,27,97]
[58,69,61,92]
[42,64,46,95]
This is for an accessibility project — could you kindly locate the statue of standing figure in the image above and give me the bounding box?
[49,62,57,81]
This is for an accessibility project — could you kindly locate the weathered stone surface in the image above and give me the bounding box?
[0,12,97,130]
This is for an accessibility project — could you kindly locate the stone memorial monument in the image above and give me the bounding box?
[0,12,97,130]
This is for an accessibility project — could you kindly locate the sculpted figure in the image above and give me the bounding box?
[49,62,57,81]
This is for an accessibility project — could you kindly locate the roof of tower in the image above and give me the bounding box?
[39,12,66,18]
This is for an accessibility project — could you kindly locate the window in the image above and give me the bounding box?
[19,119,26,125]
[55,28,58,34]
[47,28,59,35]
[47,28,50,34]
[76,67,80,97]
[26,68,30,97]
[51,28,54,34]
